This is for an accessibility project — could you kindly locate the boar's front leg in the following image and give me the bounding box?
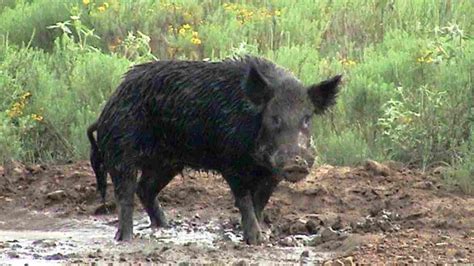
[225,175,263,245]
[235,192,263,245]
[251,176,280,225]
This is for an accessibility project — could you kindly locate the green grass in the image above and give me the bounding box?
[0,0,472,192]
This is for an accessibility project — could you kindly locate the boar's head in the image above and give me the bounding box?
[243,62,342,182]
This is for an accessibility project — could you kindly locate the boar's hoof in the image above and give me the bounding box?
[150,219,169,229]
[244,225,263,245]
[114,229,133,242]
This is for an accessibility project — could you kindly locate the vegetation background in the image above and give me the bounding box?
[0,0,472,193]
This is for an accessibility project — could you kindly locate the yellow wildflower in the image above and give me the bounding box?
[31,114,44,122]
[98,5,106,12]
[340,58,356,67]
[7,102,24,118]
[178,28,186,36]
[182,24,191,30]
[399,116,412,124]
[192,31,199,37]
[223,3,236,11]
[103,2,109,8]
[417,56,433,64]
[168,25,174,33]
[183,12,192,21]
[274,10,281,16]
[7,109,17,118]
[21,92,32,100]
[191,37,201,45]
[83,0,90,5]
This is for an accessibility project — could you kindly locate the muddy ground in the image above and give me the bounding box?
[0,160,473,264]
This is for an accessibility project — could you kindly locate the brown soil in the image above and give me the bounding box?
[0,160,473,264]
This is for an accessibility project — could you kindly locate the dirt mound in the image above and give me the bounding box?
[0,160,473,263]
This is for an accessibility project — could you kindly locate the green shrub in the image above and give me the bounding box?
[443,134,474,194]
[0,0,472,195]
[315,129,372,166]
[0,0,72,50]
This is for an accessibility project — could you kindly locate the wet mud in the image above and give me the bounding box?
[0,160,473,264]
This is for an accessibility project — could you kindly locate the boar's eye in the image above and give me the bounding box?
[271,115,282,129]
[302,114,312,129]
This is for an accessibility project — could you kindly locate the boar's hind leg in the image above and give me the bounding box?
[225,176,263,245]
[251,176,280,225]
[110,168,137,241]
[137,166,180,228]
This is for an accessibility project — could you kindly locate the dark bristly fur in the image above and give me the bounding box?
[87,55,342,244]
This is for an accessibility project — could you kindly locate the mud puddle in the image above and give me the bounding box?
[0,210,334,264]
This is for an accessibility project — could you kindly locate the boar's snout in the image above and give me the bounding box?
[271,145,315,182]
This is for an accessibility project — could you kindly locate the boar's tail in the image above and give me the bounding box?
[87,121,107,204]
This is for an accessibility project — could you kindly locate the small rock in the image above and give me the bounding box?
[94,202,116,215]
[303,186,328,196]
[7,251,19,258]
[300,250,310,258]
[368,203,385,217]
[330,216,343,230]
[11,243,22,249]
[310,227,347,246]
[161,246,171,252]
[413,181,436,190]
[404,211,426,220]
[69,171,83,179]
[234,260,249,266]
[340,256,354,266]
[321,227,341,241]
[32,239,56,248]
[320,214,343,230]
[440,235,450,240]
[26,164,42,174]
[223,232,240,243]
[454,250,466,258]
[44,253,66,260]
[279,236,300,247]
[289,219,309,235]
[306,219,321,234]
[364,160,391,176]
[432,166,447,175]
[13,167,25,175]
[46,190,67,201]
[376,245,385,253]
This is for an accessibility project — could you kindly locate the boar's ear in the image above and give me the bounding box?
[242,64,274,108]
[308,75,342,114]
